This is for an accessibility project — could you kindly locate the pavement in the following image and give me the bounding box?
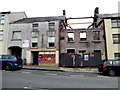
[23,65,98,73]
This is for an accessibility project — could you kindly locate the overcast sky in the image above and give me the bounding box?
[1,0,120,28]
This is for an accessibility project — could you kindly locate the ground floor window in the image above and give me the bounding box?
[78,50,86,57]
[114,53,120,59]
[67,49,75,54]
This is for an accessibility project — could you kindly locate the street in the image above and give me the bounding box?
[1,69,119,89]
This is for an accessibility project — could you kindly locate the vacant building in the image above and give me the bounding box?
[60,27,105,66]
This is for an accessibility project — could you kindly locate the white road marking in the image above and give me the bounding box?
[97,76,110,78]
[70,75,84,77]
[22,72,31,74]
[46,73,58,76]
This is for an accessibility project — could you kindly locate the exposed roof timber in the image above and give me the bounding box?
[67,16,94,20]
[65,22,92,25]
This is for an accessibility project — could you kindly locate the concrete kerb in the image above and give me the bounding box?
[23,65,98,73]
[60,67,98,72]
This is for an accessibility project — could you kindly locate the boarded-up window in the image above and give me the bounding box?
[93,31,100,40]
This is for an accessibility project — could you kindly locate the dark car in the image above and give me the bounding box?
[98,60,120,76]
[0,55,23,71]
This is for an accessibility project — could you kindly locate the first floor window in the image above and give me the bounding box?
[32,43,38,47]
[31,31,39,37]
[12,31,21,40]
[31,37,38,48]
[67,32,74,42]
[93,31,100,40]
[80,32,87,41]
[67,49,75,54]
[48,43,55,47]
[0,30,3,40]
[114,53,120,59]
[48,37,55,48]
[47,31,55,36]
[48,37,55,42]
[113,34,120,44]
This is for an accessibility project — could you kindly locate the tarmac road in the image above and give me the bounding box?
[1,69,119,89]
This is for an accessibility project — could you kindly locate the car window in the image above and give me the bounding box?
[2,55,11,59]
[11,56,16,59]
[100,60,106,65]
[118,61,120,65]
[0,55,2,59]
[113,61,119,66]
[105,61,113,65]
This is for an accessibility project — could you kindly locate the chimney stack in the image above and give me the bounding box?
[63,10,66,15]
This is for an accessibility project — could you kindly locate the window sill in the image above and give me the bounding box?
[79,41,88,43]
[47,47,56,49]
[67,41,75,43]
[31,47,38,49]
[113,42,120,44]
[112,27,120,28]
[92,40,102,43]
[11,39,21,41]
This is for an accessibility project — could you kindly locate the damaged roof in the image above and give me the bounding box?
[12,16,65,23]
[97,13,120,19]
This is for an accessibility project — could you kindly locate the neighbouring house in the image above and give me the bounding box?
[8,16,65,65]
[0,11,27,55]
[95,13,120,60]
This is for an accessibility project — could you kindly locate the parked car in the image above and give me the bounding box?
[0,55,23,71]
[98,60,120,76]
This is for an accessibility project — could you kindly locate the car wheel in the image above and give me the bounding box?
[5,65,12,71]
[109,70,115,76]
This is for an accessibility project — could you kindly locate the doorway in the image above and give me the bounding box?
[8,46,22,58]
[32,51,39,65]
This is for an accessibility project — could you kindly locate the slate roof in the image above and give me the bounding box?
[97,13,120,19]
[12,16,65,23]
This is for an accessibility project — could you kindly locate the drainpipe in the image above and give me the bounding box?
[103,20,108,60]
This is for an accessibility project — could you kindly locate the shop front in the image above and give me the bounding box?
[38,51,56,64]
